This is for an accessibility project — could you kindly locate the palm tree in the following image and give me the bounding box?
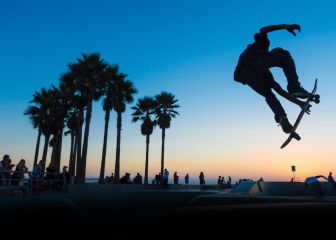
[113,75,137,183]
[24,104,43,166]
[131,97,157,184]
[25,88,57,171]
[61,53,108,183]
[65,110,78,177]
[48,85,69,172]
[61,72,85,183]
[154,92,180,178]
[98,65,119,184]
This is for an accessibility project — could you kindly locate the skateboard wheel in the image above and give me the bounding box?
[314,94,320,104]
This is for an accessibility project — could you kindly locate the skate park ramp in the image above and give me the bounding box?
[234,181,336,196]
[187,181,336,208]
[229,181,336,196]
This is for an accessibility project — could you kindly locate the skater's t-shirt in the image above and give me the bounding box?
[305,177,318,185]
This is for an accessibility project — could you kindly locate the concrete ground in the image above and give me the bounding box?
[1,186,336,237]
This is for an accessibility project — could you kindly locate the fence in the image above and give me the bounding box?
[0,170,69,197]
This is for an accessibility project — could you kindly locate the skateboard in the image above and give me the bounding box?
[280,79,320,149]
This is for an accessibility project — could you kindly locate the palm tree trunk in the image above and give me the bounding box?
[144,134,150,185]
[68,133,74,172]
[33,129,42,166]
[55,128,63,172]
[99,109,110,184]
[160,128,165,178]
[69,133,77,177]
[80,100,93,184]
[114,111,122,183]
[50,135,58,166]
[76,110,83,183]
[41,133,50,171]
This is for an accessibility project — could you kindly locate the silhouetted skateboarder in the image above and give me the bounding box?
[305,175,328,196]
[234,24,311,138]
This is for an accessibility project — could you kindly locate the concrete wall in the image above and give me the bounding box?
[231,181,336,196]
[68,183,230,193]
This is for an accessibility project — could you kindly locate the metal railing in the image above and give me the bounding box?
[0,170,70,197]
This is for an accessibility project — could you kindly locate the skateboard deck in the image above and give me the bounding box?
[281,79,319,149]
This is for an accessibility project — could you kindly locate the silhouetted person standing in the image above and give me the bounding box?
[163,169,169,188]
[328,172,336,189]
[234,24,310,138]
[45,162,56,190]
[199,172,205,188]
[173,172,179,184]
[62,166,70,192]
[185,174,189,186]
[0,155,10,185]
[217,176,222,185]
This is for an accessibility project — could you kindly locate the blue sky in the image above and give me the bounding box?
[1,0,336,183]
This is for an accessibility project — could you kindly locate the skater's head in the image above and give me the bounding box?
[252,33,270,50]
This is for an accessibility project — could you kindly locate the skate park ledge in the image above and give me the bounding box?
[230,181,336,196]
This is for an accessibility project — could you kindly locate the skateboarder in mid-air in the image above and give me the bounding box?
[234,24,311,139]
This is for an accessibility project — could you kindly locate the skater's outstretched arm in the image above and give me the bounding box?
[315,175,328,181]
[260,24,301,36]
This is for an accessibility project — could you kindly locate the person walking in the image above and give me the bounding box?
[199,172,205,188]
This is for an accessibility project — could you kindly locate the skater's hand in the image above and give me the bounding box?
[298,101,311,114]
[305,105,311,115]
[286,24,301,36]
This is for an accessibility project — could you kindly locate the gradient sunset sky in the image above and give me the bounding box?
[1,0,335,183]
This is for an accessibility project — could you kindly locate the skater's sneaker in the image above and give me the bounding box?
[292,132,301,141]
[279,117,293,134]
[289,86,311,99]
[279,117,301,140]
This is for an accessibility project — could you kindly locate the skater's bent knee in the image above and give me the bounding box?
[271,47,291,57]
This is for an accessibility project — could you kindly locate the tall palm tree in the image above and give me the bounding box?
[61,53,108,183]
[61,72,85,183]
[131,97,157,184]
[154,92,180,178]
[113,75,137,183]
[98,65,119,184]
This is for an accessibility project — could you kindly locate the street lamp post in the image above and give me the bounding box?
[291,165,296,182]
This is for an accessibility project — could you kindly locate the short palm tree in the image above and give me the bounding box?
[154,92,180,178]
[131,97,157,184]
[24,103,43,166]
[64,110,78,177]
[113,75,137,183]
[25,87,58,171]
